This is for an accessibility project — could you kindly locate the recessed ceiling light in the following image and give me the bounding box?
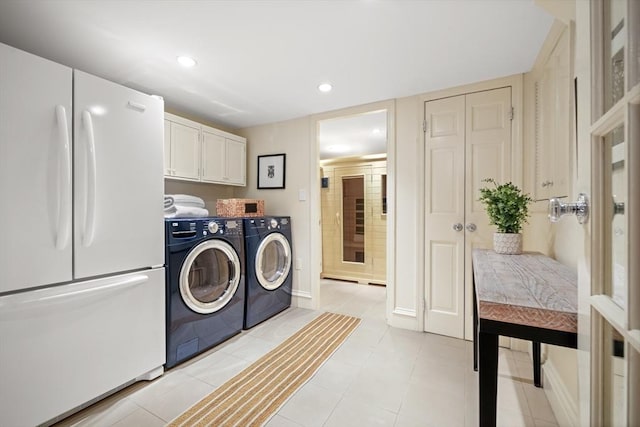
[177,56,197,67]
[318,83,333,93]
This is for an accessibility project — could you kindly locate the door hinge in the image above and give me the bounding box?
[423,119,428,132]
[509,107,514,121]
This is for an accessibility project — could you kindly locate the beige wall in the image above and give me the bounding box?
[235,117,315,307]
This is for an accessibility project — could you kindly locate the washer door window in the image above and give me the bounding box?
[255,232,292,291]
[179,240,241,314]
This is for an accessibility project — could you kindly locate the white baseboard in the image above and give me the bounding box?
[291,289,313,309]
[543,358,579,427]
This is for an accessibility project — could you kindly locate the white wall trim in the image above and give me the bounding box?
[292,289,312,299]
[543,358,579,427]
[292,289,313,310]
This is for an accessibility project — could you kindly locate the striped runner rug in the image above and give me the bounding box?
[169,312,361,427]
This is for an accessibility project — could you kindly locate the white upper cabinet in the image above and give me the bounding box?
[532,28,571,204]
[164,113,246,186]
[165,114,200,180]
[201,129,226,183]
[224,137,246,185]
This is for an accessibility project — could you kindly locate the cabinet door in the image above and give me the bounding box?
[201,130,226,183]
[225,138,246,185]
[163,119,171,175]
[74,71,164,279]
[170,121,200,180]
[0,43,73,292]
[533,29,570,203]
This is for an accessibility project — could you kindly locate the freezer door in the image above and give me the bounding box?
[73,71,164,279]
[0,43,73,292]
[0,268,165,426]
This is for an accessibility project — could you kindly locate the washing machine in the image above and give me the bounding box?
[165,218,245,368]
[243,216,293,329]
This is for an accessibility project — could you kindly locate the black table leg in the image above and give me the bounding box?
[479,331,499,427]
[473,286,478,371]
[533,341,542,387]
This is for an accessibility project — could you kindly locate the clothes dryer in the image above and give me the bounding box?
[165,218,244,368]
[243,217,292,329]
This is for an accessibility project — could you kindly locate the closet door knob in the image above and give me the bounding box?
[466,223,477,232]
[453,223,463,232]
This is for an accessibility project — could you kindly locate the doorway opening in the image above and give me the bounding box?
[317,109,388,307]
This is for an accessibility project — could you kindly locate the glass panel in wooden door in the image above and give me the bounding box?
[342,175,365,263]
[603,0,626,112]
[603,124,627,309]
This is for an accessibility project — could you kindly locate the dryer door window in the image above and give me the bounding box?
[255,232,292,291]
[179,240,241,314]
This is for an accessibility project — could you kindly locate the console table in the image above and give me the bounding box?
[472,249,577,427]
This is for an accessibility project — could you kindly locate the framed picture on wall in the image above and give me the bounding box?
[257,153,286,189]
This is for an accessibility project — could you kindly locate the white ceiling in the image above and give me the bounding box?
[0,0,552,132]
[319,110,387,160]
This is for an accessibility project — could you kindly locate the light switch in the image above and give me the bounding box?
[295,258,302,270]
[298,189,307,201]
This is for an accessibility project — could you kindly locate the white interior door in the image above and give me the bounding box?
[424,88,512,339]
[73,71,164,279]
[424,95,466,338]
[463,87,512,340]
[584,1,640,424]
[0,43,73,292]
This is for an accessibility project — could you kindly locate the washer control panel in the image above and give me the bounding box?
[207,221,220,234]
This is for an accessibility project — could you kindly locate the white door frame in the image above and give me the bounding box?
[309,100,396,315]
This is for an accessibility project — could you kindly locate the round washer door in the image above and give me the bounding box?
[179,239,241,314]
[255,232,292,291]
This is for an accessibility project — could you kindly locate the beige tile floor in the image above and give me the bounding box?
[55,279,559,427]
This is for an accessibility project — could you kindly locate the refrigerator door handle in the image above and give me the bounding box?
[0,274,149,314]
[82,110,97,247]
[55,105,71,250]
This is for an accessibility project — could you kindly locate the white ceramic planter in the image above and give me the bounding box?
[493,233,523,255]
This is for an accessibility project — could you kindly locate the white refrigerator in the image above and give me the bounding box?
[0,43,165,426]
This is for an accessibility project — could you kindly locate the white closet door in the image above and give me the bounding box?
[73,71,164,279]
[424,87,512,339]
[0,43,72,292]
[424,95,466,338]
[463,87,512,340]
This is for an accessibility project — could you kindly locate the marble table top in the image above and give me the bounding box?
[472,249,578,333]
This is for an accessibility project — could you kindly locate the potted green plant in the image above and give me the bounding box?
[478,179,533,255]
